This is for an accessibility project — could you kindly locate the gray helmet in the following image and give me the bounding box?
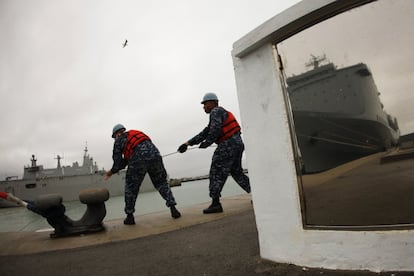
[112,123,126,138]
[201,92,218,104]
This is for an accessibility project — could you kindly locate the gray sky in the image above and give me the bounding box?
[0,0,301,179]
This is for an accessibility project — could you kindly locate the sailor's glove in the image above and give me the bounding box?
[178,144,188,153]
[199,141,210,149]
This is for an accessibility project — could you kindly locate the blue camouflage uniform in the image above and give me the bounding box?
[187,106,251,199]
[110,133,177,215]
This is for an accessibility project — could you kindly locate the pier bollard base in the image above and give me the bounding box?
[27,188,110,238]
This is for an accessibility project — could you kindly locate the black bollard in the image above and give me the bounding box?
[27,188,110,238]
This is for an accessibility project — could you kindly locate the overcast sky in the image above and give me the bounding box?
[0,0,301,179]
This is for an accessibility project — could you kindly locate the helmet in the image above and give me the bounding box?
[201,92,219,104]
[112,123,126,138]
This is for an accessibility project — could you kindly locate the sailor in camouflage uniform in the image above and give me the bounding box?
[178,93,250,213]
[105,124,181,225]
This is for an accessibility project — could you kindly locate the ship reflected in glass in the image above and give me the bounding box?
[276,0,414,228]
[286,55,400,174]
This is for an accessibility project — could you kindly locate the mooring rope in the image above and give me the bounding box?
[162,145,217,158]
[297,133,378,150]
[317,117,383,144]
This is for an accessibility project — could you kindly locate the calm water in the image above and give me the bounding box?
[0,178,246,232]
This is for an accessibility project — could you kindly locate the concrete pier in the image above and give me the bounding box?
[0,194,252,255]
[0,194,411,275]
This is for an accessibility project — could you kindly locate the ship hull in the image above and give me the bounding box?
[0,171,155,207]
[294,111,399,173]
[287,61,400,174]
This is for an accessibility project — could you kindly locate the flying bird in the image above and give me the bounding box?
[122,39,128,48]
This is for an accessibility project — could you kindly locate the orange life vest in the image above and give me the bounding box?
[217,111,241,144]
[123,130,151,160]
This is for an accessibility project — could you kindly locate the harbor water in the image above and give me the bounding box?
[0,178,246,232]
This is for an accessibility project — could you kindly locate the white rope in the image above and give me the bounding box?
[162,145,217,158]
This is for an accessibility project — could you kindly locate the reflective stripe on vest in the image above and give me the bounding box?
[123,130,151,160]
[217,111,241,144]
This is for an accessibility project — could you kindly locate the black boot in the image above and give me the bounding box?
[170,206,181,219]
[203,198,223,214]
[124,214,135,225]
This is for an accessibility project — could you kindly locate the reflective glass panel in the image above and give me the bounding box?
[277,0,414,228]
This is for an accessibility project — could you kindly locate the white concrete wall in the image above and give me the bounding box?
[232,0,414,272]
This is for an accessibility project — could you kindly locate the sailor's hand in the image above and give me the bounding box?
[199,141,210,149]
[178,143,188,153]
[103,170,113,180]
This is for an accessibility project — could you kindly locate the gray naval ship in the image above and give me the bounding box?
[0,146,157,207]
[286,55,400,173]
